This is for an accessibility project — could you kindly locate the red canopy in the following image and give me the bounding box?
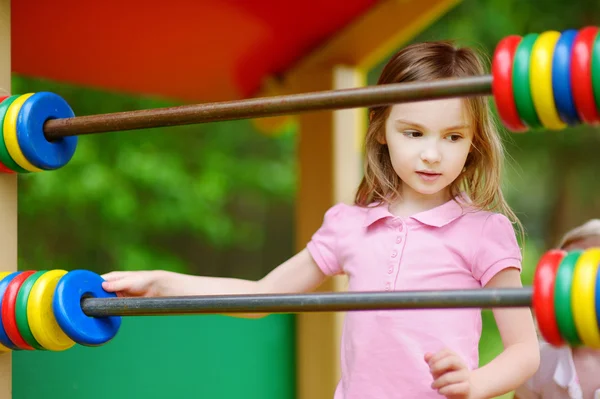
[12,0,377,102]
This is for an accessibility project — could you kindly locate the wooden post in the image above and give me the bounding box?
[0,0,16,397]
[294,65,366,399]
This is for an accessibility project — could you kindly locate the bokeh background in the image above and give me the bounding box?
[10,1,600,398]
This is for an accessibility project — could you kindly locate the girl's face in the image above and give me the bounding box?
[382,98,474,202]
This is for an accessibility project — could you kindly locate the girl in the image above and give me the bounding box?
[514,220,600,399]
[102,41,540,398]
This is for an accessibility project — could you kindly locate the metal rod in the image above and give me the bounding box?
[43,75,493,140]
[81,286,532,317]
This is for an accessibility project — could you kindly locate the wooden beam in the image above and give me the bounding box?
[333,66,366,205]
[296,0,462,71]
[294,65,366,399]
[0,0,16,397]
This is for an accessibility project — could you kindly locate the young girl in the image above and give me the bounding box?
[514,220,600,399]
[102,41,540,398]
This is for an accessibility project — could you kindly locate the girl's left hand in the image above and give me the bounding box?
[425,348,478,399]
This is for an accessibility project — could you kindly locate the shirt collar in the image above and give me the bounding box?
[363,193,474,228]
[552,346,578,389]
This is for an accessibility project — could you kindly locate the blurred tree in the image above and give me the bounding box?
[14,76,297,280]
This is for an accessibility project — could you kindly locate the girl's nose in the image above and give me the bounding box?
[420,143,441,164]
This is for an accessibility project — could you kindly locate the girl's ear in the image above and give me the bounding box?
[376,129,387,145]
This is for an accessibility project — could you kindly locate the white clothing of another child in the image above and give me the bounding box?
[514,340,600,399]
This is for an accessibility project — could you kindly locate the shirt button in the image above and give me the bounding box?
[396,236,402,244]
[388,267,393,274]
[398,224,403,232]
[391,250,397,258]
[385,282,391,290]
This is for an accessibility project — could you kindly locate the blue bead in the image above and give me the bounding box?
[552,30,581,126]
[0,272,21,350]
[16,92,77,170]
[53,270,121,346]
[596,262,600,331]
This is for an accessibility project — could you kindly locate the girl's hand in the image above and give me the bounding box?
[101,270,168,297]
[425,348,478,399]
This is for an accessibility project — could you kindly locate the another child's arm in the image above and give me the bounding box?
[102,247,328,317]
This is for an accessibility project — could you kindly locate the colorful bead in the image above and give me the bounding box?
[15,270,47,350]
[26,269,75,351]
[1,270,36,350]
[553,250,582,346]
[492,35,527,132]
[571,26,600,124]
[533,249,566,346]
[552,29,581,125]
[530,31,567,130]
[16,92,77,170]
[512,33,542,129]
[53,269,121,346]
[571,248,600,348]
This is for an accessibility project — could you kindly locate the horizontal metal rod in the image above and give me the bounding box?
[43,75,493,140]
[81,286,532,317]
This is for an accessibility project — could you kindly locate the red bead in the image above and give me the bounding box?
[533,249,567,346]
[492,35,527,132]
[571,26,600,124]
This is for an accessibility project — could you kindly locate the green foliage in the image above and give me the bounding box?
[13,76,297,276]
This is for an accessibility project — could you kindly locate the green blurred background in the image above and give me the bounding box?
[11,0,600,398]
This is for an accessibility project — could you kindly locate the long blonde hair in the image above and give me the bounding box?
[355,41,523,239]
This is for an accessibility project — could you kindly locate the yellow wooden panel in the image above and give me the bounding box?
[292,0,462,72]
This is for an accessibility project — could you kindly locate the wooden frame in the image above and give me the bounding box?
[0,0,17,396]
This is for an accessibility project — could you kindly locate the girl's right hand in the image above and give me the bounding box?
[101,270,168,297]
[101,248,327,300]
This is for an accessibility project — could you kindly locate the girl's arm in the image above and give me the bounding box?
[469,267,540,399]
[167,248,327,296]
[102,248,328,317]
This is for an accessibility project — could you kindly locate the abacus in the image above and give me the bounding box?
[0,26,597,352]
[0,22,598,399]
[0,246,596,353]
[0,27,598,174]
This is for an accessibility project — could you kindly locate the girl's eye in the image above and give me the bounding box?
[403,130,422,138]
[446,134,462,142]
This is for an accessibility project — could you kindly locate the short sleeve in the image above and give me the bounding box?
[306,203,346,276]
[473,213,522,286]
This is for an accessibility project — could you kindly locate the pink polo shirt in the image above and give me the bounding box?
[306,197,522,399]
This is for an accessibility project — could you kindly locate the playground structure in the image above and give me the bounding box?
[3,1,600,399]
